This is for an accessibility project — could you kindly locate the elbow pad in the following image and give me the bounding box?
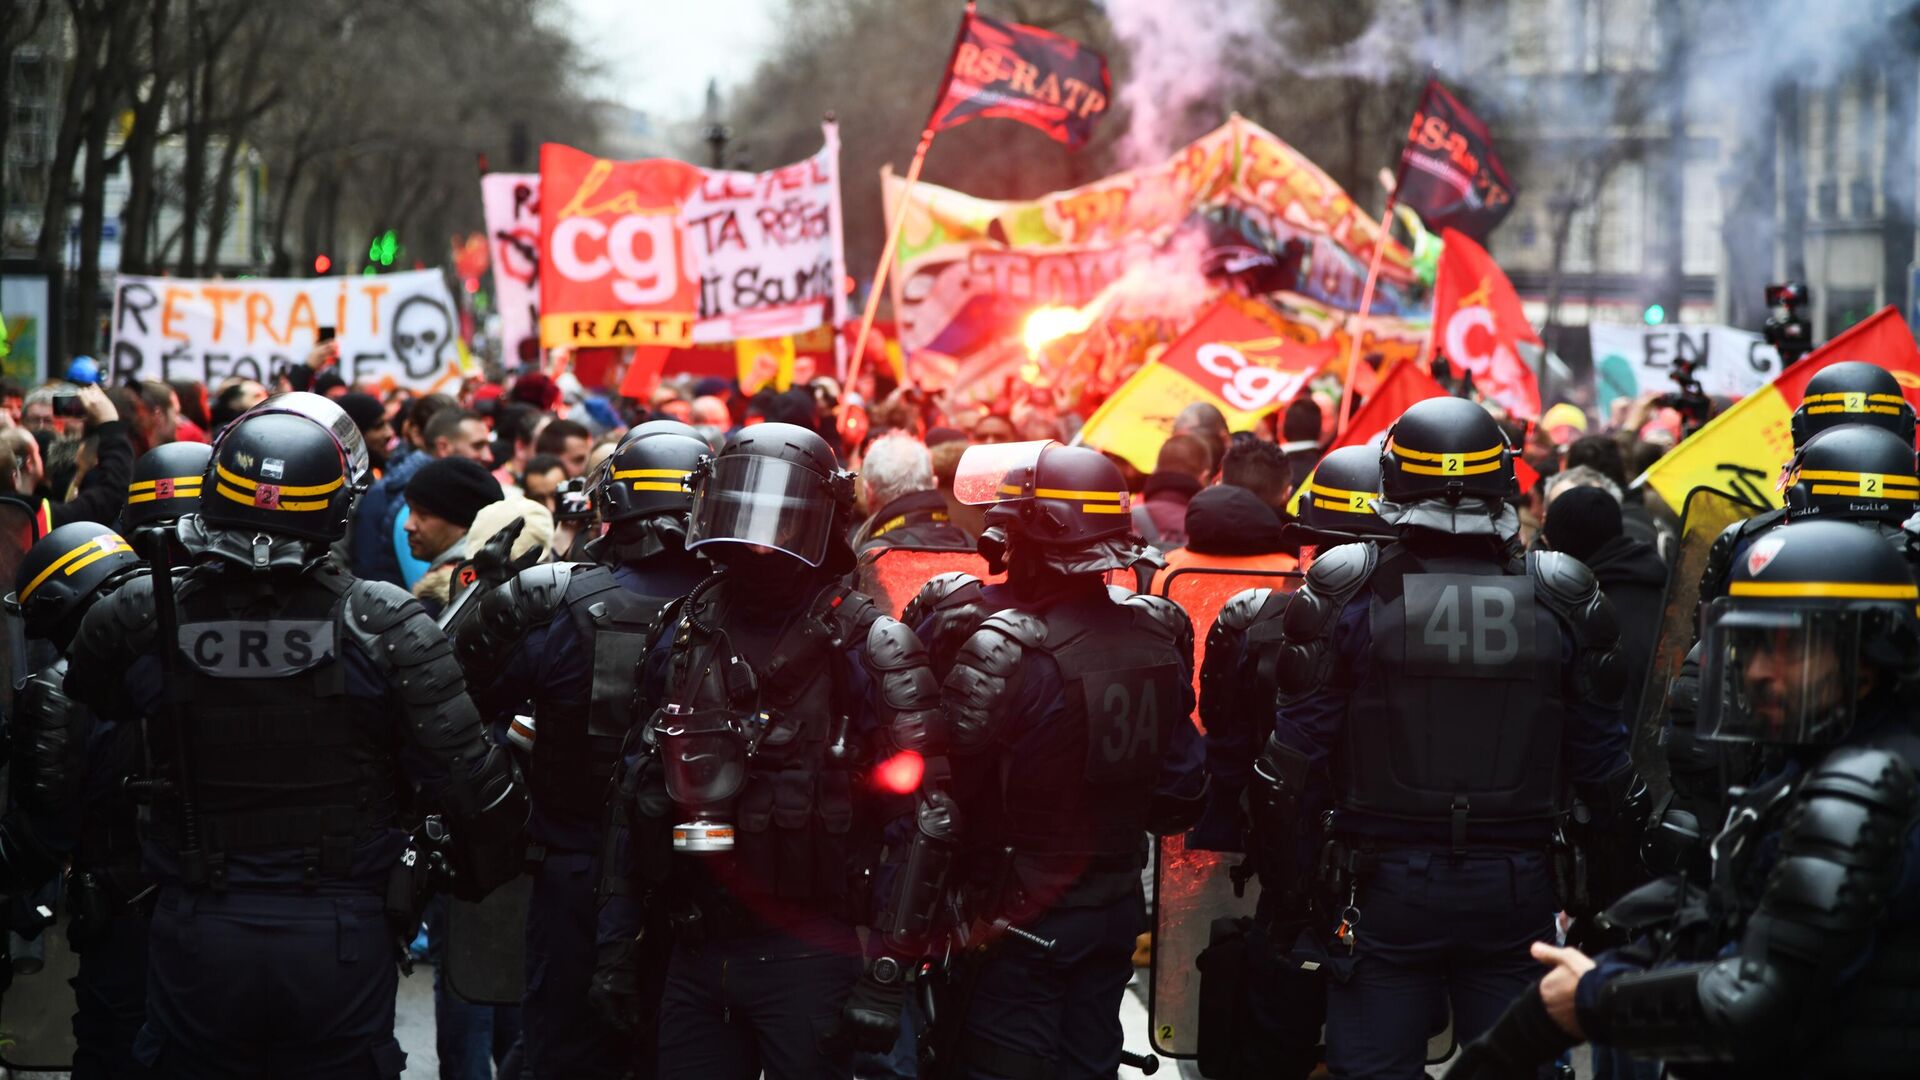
[449,563,573,690]
[1276,543,1373,703]
[13,662,89,822]
[440,743,530,902]
[943,610,1046,753]
[862,616,943,755]
[346,580,489,758]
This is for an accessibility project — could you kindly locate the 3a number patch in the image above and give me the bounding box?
[1081,664,1181,782]
[1402,574,1535,679]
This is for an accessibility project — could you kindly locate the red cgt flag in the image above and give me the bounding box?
[1432,228,1542,420]
[1330,359,1450,452]
[926,11,1112,148]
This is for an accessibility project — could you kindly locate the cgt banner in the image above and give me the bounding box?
[535,124,848,350]
[110,270,467,390]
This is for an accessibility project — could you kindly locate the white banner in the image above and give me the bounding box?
[490,124,848,354]
[1589,322,1783,404]
[110,270,466,390]
[481,172,543,366]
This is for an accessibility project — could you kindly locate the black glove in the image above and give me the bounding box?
[589,934,640,1035]
[831,965,907,1054]
[1442,979,1577,1080]
[469,516,528,590]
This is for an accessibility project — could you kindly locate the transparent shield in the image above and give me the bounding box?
[0,889,79,1072]
[1700,605,1860,745]
[445,874,532,1005]
[950,440,1055,506]
[1630,487,1766,796]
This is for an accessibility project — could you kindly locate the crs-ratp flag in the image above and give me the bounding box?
[1396,79,1517,242]
[1638,306,1920,512]
[1079,297,1336,473]
[539,144,703,348]
[926,10,1112,148]
[1432,228,1542,419]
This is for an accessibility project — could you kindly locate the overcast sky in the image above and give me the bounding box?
[561,0,782,121]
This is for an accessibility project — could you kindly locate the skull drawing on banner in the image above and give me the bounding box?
[393,296,453,378]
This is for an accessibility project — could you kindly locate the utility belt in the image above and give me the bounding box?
[1317,828,1575,914]
[152,804,384,890]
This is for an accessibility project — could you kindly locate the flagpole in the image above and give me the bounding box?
[1336,196,1399,438]
[845,125,934,419]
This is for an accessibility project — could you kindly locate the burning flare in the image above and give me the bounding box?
[1023,304,1097,354]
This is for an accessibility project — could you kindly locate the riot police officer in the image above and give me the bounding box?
[120,441,213,536]
[911,440,1207,1078]
[64,392,528,1078]
[1185,444,1394,1080]
[1450,518,1920,1078]
[1256,396,1639,1079]
[594,422,946,1080]
[0,522,145,1077]
[448,419,711,1078]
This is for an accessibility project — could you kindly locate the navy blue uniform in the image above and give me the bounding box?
[1272,553,1630,1080]
[464,553,707,1079]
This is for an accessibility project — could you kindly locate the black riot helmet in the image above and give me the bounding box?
[1379,396,1518,504]
[203,392,370,545]
[1791,361,1917,448]
[953,440,1153,575]
[1700,519,1920,746]
[1293,445,1393,543]
[1782,423,1920,525]
[122,441,213,531]
[7,522,139,645]
[686,422,855,570]
[590,420,707,525]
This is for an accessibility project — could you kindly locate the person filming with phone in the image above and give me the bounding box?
[0,382,133,528]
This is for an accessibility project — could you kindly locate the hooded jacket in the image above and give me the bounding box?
[1150,484,1298,591]
[1580,532,1669,717]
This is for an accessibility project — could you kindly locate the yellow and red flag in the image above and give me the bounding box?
[1432,228,1541,419]
[1078,297,1337,472]
[538,144,702,348]
[1638,306,1920,512]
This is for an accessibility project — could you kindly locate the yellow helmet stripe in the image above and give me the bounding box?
[215,463,344,498]
[628,481,689,492]
[1033,487,1126,501]
[611,468,691,480]
[1308,482,1375,512]
[1728,581,1920,600]
[1388,441,1504,464]
[127,476,205,494]
[1398,459,1505,477]
[214,483,332,512]
[1081,504,1128,514]
[19,535,132,602]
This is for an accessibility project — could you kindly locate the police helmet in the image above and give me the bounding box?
[1379,396,1517,504]
[8,522,138,642]
[590,420,707,525]
[686,422,854,569]
[203,392,370,544]
[1700,519,1920,746]
[1782,423,1920,525]
[952,440,1152,575]
[1295,445,1392,541]
[1791,361,1917,449]
[123,441,213,531]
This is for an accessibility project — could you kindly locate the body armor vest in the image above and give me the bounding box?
[531,566,669,826]
[162,569,394,881]
[658,580,867,917]
[1002,586,1185,881]
[1342,548,1567,843]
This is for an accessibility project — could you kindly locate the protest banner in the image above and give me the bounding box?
[481,172,542,365]
[1432,228,1541,418]
[927,10,1112,148]
[109,270,467,390]
[1637,306,1920,512]
[883,116,1415,385]
[1079,296,1337,472]
[1588,322,1783,404]
[539,144,703,349]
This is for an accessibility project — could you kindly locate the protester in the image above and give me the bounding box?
[1540,485,1667,718]
[350,395,465,586]
[1277,397,1323,489]
[1171,401,1231,476]
[336,392,396,473]
[536,418,593,477]
[402,456,505,614]
[0,384,131,527]
[1135,433,1212,548]
[1150,483,1296,591]
[521,454,567,513]
[852,431,971,553]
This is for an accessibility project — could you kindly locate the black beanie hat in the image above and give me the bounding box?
[1542,485,1622,563]
[406,457,503,530]
[337,392,386,434]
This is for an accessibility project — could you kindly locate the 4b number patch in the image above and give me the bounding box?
[1402,574,1535,679]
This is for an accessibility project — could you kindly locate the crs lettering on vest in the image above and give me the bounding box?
[1401,574,1535,679]
[179,619,337,678]
[1079,663,1182,783]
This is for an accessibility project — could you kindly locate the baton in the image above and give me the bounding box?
[1119,1049,1160,1074]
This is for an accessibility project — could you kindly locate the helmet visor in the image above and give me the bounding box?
[951,440,1057,506]
[244,392,371,488]
[1700,601,1862,745]
[687,455,835,567]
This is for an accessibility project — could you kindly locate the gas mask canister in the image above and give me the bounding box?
[655,703,763,853]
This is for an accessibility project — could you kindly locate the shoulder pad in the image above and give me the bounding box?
[945,609,1047,752]
[865,615,931,673]
[1802,745,1919,815]
[1214,588,1275,635]
[1762,746,1917,934]
[864,616,942,754]
[1283,542,1375,645]
[70,575,157,676]
[902,571,983,628]
[1121,591,1193,640]
[515,561,578,616]
[1528,550,1625,708]
[832,588,884,646]
[343,578,427,638]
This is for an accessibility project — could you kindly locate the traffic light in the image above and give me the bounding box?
[313,253,332,274]
[1642,303,1666,326]
[368,230,398,268]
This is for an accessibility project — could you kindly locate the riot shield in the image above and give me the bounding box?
[0,497,41,712]
[1,882,80,1072]
[853,546,1003,619]
[1630,487,1764,798]
[1149,565,1300,1060]
[445,873,533,1005]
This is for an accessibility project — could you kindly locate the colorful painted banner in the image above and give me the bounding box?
[109,270,467,390]
[884,115,1415,382]
[1079,296,1338,472]
[481,172,543,366]
[1637,307,1920,512]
